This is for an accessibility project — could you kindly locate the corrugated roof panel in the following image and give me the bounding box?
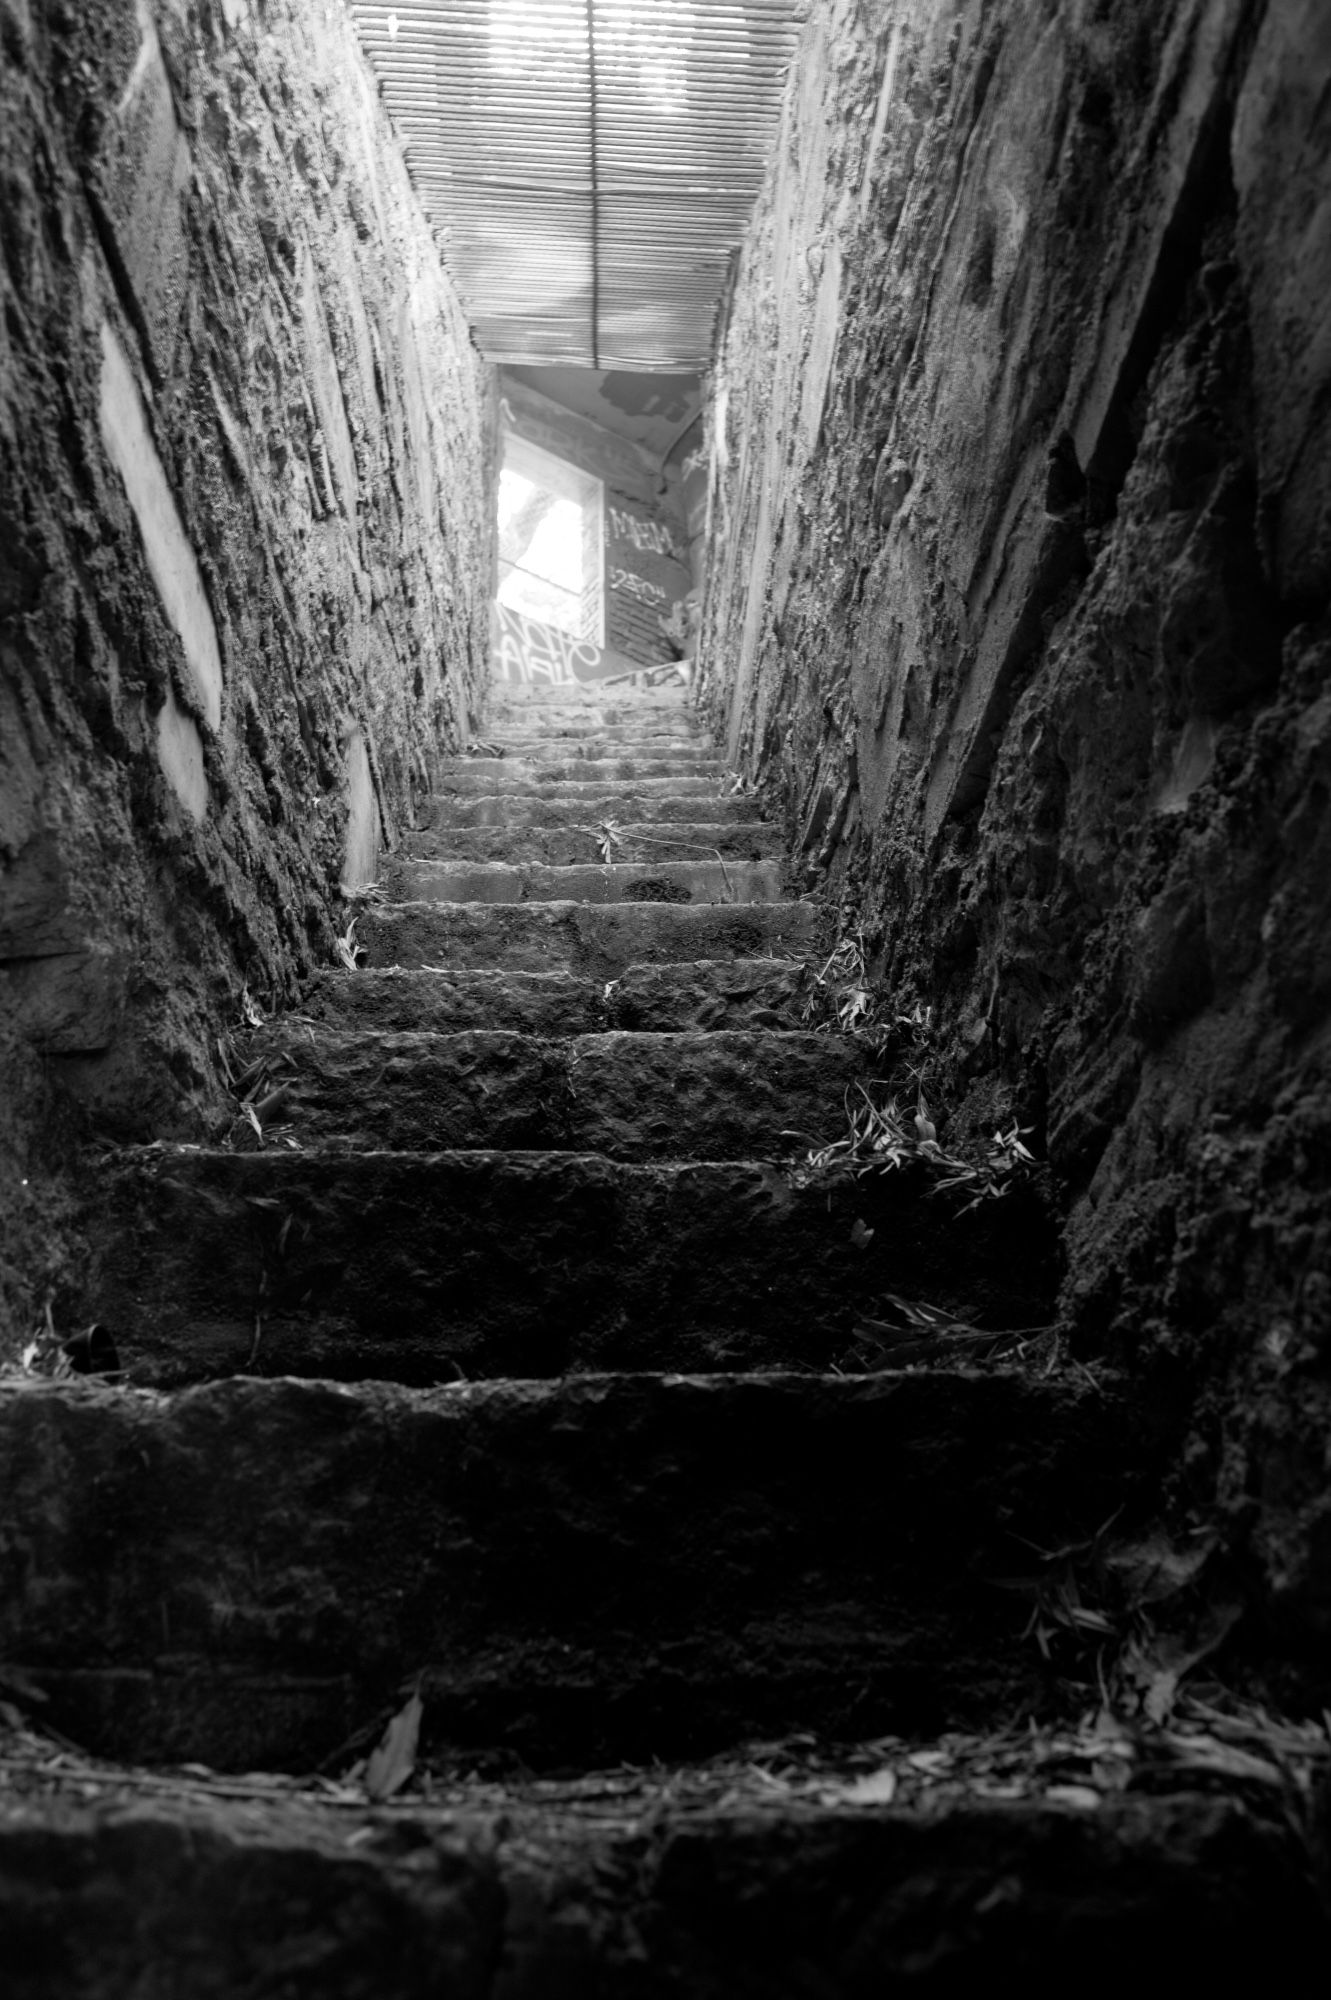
[347,0,805,368]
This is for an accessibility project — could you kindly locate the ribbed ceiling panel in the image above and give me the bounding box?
[347,0,804,368]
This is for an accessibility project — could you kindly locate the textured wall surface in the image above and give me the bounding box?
[0,0,493,1337]
[700,0,1331,1676]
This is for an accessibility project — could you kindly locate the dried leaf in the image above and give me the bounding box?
[1103,1532,1216,1609]
[1160,1733,1284,1787]
[364,1686,423,1801]
[849,1218,875,1250]
[827,1765,898,1805]
[906,1748,952,1774]
[334,916,365,972]
[1045,1784,1101,1809]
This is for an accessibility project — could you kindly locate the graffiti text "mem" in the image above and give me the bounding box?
[609,508,681,561]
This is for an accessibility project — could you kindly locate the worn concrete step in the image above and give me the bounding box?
[0,1369,1144,1769]
[388,858,785,906]
[485,740,715,760]
[422,786,758,829]
[439,756,726,791]
[483,712,704,740]
[75,1146,1059,1385]
[606,958,809,1030]
[403,821,782,866]
[356,899,820,977]
[297,959,808,1037]
[491,680,689,707]
[234,1028,862,1161]
[485,724,703,748]
[1,1773,1319,1995]
[300,966,612,1036]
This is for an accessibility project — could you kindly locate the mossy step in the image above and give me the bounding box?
[2,1765,1319,1996]
[75,1146,1059,1385]
[355,899,820,977]
[297,959,809,1037]
[387,857,785,906]
[403,821,781,866]
[229,1026,863,1161]
[0,1370,1143,1770]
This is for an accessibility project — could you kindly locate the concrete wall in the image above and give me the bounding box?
[701,0,1331,1677]
[0,0,493,1337]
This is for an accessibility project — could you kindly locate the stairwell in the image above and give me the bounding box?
[0,680,1324,1989]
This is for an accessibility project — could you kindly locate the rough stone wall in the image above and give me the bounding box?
[700,0,1331,1679]
[0,0,493,1340]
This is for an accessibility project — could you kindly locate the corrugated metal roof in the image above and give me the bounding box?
[347,0,805,368]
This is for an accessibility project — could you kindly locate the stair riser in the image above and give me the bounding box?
[492,684,688,707]
[608,959,809,1031]
[0,1372,1139,1770]
[387,859,785,906]
[233,1028,863,1162]
[403,823,782,866]
[298,961,809,1036]
[76,1150,1061,1386]
[481,739,712,764]
[356,900,820,978]
[1,1797,1317,1997]
[422,789,759,829]
[481,724,703,748]
[441,759,726,790]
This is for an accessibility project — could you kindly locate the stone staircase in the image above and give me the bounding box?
[0,679,1324,1990]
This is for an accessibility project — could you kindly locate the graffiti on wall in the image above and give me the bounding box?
[491,600,687,688]
[609,565,669,606]
[608,507,681,560]
[492,600,599,685]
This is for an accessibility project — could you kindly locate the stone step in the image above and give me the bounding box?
[1,1772,1318,1994]
[76,1147,1059,1386]
[439,756,726,791]
[607,958,809,1030]
[0,1369,1143,1769]
[483,712,704,740]
[402,821,782,866]
[387,858,785,906]
[356,899,820,977]
[233,1027,862,1161]
[481,740,711,760]
[492,680,689,707]
[421,786,759,829]
[297,958,808,1037]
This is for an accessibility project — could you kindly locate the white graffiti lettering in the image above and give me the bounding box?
[608,507,681,561]
[609,565,669,606]
[491,601,600,686]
